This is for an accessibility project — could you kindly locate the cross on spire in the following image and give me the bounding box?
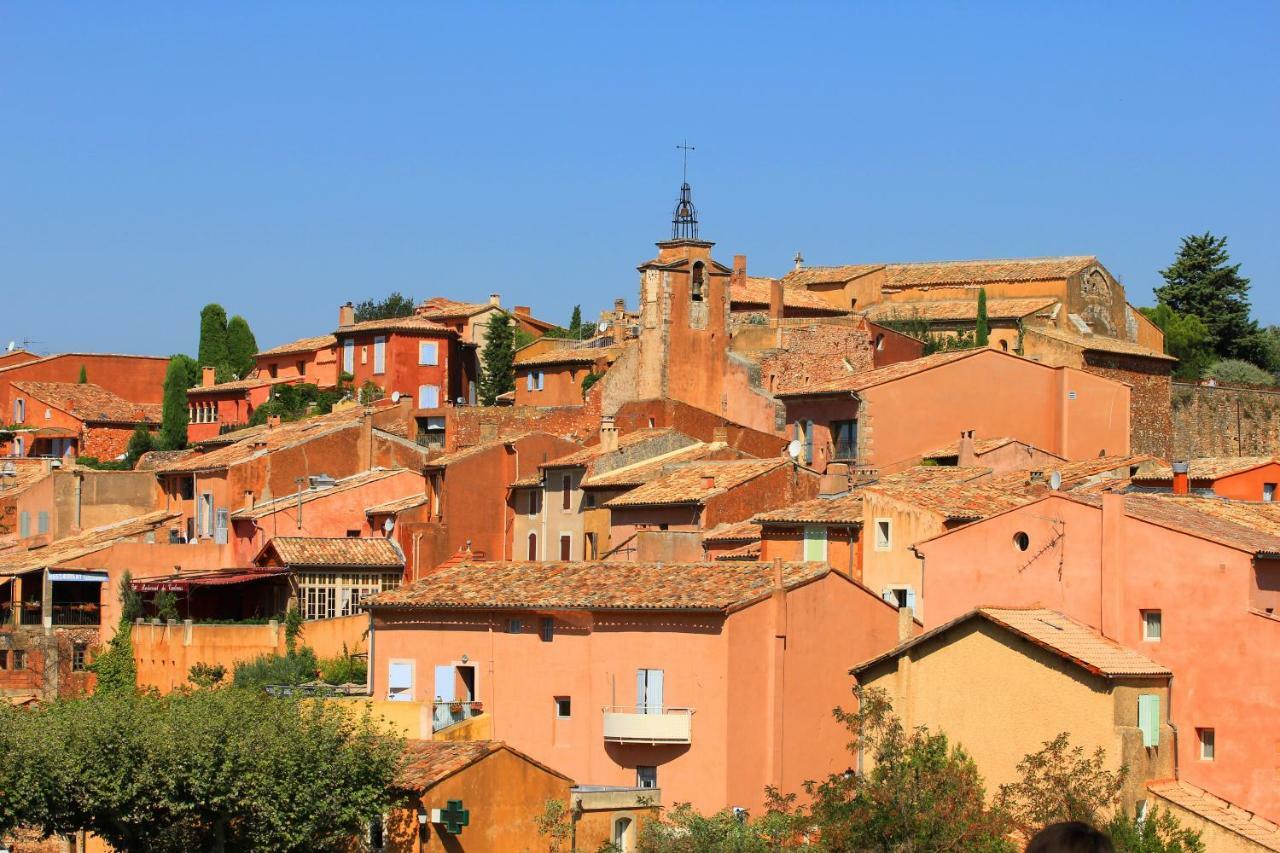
[677,140,695,183]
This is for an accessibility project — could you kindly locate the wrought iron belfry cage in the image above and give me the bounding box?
[671,182,699,240]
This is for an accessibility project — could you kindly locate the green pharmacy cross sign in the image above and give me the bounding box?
[432,799,470,835]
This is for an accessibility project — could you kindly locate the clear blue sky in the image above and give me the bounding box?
[3,3,1277,356]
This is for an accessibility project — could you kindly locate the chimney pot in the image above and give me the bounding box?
[201,366,217,388]
[267,415,281,429]
[957,430,977,467]
[1172,461,1190,495]
[489,293,501,307]
[514,306,531,316]
[769,278,785,322]
[338,302,355,327]
[598,415,619,453]
[702,475,716,490]
[793,251,805,270]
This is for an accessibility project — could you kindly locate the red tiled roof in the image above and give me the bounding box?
[515,346,620,367]
[423,434,526,469]
[414,297,492,319]
[232,469,414,520]
[755,493,864,524]
[884,256,1096,288]
[540,429,691,473]
[258,536,404,568]
[13,382,162,425]
[731,277,846,313]
[864,297,1058,323]
[604,459,787,508]
[187,374,297,395]
[581,442,731,489]
[395,740,572,791]
[867,466,1029,521]
[1132,457,1277,482]
[701,519,762,543]
[1072,493,1280,557]
[774,349,988,397]
[0,511,180,576]
[715,541,761,560]
[255,334,337,358]
[1024,324,1175,361]
[1147,780,1280,851]
[366,560,831,612]
[336,316,453,335]
[155,407,366,473]
[782,265,884,288]
[365,493,428,516]
[853,606,1171,679]
[922,437,1023,459]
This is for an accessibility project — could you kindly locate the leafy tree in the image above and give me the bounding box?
[639,791,804,852]
[534,798,574,852]
[198,304,230,372]
[318,646,367,686]
[1140,304,1214,380]
[284,602,303,653]
[1202,358,1276,387]
[975,288,990,347]
[154,589,180,622]
[1155,233,1257,361]
[88,574,140,694]
[119,570,143,622]
[189,662,227,688]
[225,315,258,379]
[357,380,385,405]
[248,383,344,426]
[78,365,87,383]
[996,732,1125,836]
[124,425,155,468]
[478,312,516,405]
[160,355,196,450]
[0,687,402,852]
[1107,806,1204,853]
[581,371,604,398]
[569,305,584,339]
[353,292,415,322]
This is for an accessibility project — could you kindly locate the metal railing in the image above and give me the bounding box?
[432,699,483,732]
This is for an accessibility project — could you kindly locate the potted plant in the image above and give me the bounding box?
[449,700,464,714]
[469,700,483,713]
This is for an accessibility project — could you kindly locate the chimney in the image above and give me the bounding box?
[243,491,254,511]
[769,278,785,322]
[514,306,531,317]
[1171,461,1190,495]
[702,475,716,491]
[957,430,977,467]
[267,415,281,429]
[614,298,626,320]
[793,251,805,271]
[358,406,375,470]
[338,302,355,327]
[820,462,851,496]
[598,415,619,453]
[1100,493,1125,640]
[898,606,914,643]
[489,293,501,307]
[201,366,216,388]
[732,254,747,285]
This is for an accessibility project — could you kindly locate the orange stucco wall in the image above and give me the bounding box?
[917,494,1280,819]
[340,330,468,406]
[514,362,596,407]
[255,344,338,387]
[1206,464,1280,501]
[760,526,860,580]
[369,573,905,813]
[0,354,168,415]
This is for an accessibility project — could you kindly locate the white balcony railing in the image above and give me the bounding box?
[602,706,694,744]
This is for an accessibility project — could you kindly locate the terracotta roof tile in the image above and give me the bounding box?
[255,334,337,358]
[922,437,1022,460]
[1025,325,1175,361]
[715,541,761,560]
[864,297,1058,323]
[260,536,403,568]
[884,256,1096,288]
[605,459,787,508]
[701,520,762,543]
[755,493,865,524]
[396,740,571,791]
[0,511,180,576]
[853,606,1171,679]
[367,560,830,611]
[540,429,691,473]
[581,442,732,489]
[336,316,453,335]
[1073,493,1280,556]
[155,408,365,473]
[1152,496,1280,536]
[731,277,846,313]
[774,349,986,397]
[1133,457,1277,482]
[133,449,195,471]
[187,374,297,394]
[13,382,161,425]
[424,435,525,469]
[1147,780,1280,851]
[515,345,620,367]
[365,493,429,516]
[414,297,492,319]
[782,265,884,287]
[232,469,415,520]
[868,469,1031,521]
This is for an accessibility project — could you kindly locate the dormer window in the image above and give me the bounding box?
[691,262,705,302]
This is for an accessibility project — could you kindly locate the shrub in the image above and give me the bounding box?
[232,647,319,691]
[188,662,227,689]
[318,648,367,686]
[1202,358,1276,387]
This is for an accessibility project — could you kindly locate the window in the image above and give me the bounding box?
[37,512,49,535]
[803,525,828,562]
[1138,694,1161,747]
[417,384,440,409]
[13,436,24,457]
[524,370,545,391]
[372,336,386,374]
[541,617,555,642]
[874,519,891,551]
[387,661,414,702]
[794,420,814,465]
[584,531,598,560]
[555,696,571,718]
[585,493,595,508]
[0,650,6,670]
[613,817,634,852]
[419,341,439,366]
[43,408,50,420]
[883,586,916,613]
[874,334,885,351]
[12,649,24,670]
[1142,610,1162,642]
[368,814,385,851]
[831,420,858,461]
[507,618,523,634]
[13,398,24,423]
[71,642,88,672]
[1013,531,1030,551]
[528,490,541,516]
[637,766,658,789]
[999,339,1009,352]
[1198,728,1215,761]
[345,530,361,538]
[18,512,29,538]
[1265,483,1277,502]
[559,534,571,561]
[527,532,538,560]
[562,475,572,511]
[343,339,355,373]
[636,669,664,713]
[296,360,306,376]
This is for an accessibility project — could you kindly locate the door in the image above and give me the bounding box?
[636,668,664,714]
[198,493,214,538]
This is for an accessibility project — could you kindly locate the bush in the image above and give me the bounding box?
[318,648,367,686]
[153,589,180,622]
[1202,358,1276,387]
[232,647,319,691]
[188,662,227,688]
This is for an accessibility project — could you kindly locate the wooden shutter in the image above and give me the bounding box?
[1138,695,1160,747]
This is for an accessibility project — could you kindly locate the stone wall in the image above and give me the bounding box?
[1172,382,1280,458]
[1080,353,1173,458]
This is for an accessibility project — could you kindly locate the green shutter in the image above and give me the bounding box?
[1138,695,1160,747]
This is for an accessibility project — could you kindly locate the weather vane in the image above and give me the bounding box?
[677,140,695,184]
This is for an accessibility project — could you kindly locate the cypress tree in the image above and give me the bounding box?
[478,312,516,405]
[160,355,194,450]
[78,365,87,384]
[225,315,258,379]
[125,425,155,467]
[975,288,989,347]
[197,304,229,374]
[569,305,583,339]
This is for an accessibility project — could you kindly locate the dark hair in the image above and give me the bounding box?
[1026,822,1114,853]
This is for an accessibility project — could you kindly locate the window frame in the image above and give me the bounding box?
[874,518,892,552]
[803,525,828,562]
[562,475,572,511]
[555,696,572,719]
[1198,728,1215,761]
[418,341,439,366]
[636,765,658,789]
[372,336,386,375]
[541,617,555,642]
[71,642,88,672]
[1141,609,1162,642]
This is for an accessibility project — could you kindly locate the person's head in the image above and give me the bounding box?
[1026,821,1114,853]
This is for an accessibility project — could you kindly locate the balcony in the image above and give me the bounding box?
[432,699,484,733]
[602,706,694,745]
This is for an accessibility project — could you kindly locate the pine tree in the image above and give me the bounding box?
[975,289,990,347]
[569,305,583,339]
[1155,233,1257,361]
[478,312,516,405]
[160,355,194,450]
[225,315,258,379]
[197,304,229,374]
[77,365,87,384]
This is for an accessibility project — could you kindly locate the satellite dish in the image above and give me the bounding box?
[1049,471,1062,491]
[786,440,802,459]
[598,321,610,332]
[390,391,401,403]
[383,517,394,533]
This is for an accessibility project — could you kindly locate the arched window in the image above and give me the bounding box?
[613,817,634,852]
[690,262,705,302]
[527,532,538,561]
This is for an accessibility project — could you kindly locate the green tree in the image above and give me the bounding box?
[0,688,402,852]
[996,732,1125,836]
[353,292,415,322]
[639,791,804,852]
[1107,806,1205,853]
[153,589,180,622]
[189,662,227,689]
[1155,233,1258,361]
[225,315,258,379]
[159,355,196,450]
[1140,304,1214,380]
[569,305,584,339]
[975,288,990,347]
[1202,358,1276,387]
[124,424,155,468]
[87,573,140,694]
[78,365,87,383]
[478,312,516,405]
[198,304,230,373]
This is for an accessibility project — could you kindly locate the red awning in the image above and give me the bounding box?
[133,569,289,593]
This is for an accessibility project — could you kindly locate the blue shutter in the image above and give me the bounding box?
[19,512,29,538]
[905,587,917,614]
[1138,695,1161,747]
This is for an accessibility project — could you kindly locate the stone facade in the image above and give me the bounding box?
[1172,382,1280,458]
[1080,353,1173,458]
